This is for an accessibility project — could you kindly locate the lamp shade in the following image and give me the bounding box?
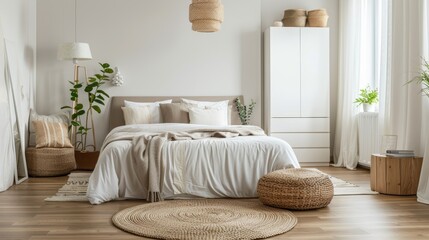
[189,0,224,32]
[57,42,92,62]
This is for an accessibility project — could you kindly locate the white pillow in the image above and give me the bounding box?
[123,99,172,108]
[122,106,160,125]
[123,100,172,123]
[28,109,69,147]
[189,108,228,126]
[181,99,228,111]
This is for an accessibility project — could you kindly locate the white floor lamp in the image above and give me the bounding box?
[57,42,92,145]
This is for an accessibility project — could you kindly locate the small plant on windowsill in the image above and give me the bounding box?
[234,97,256,125]
[354,86,379,112]
[408,58,429,100]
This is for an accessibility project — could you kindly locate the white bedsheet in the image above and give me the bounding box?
[87,124,300,204]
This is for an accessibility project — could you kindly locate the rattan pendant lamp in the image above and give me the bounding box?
[189,0,224,32]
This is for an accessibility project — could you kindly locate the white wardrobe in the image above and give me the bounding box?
[264,27,330,166]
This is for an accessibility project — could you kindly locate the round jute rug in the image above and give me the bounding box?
[112,199,297,240]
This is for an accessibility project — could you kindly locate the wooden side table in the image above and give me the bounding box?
[371,154,423,195]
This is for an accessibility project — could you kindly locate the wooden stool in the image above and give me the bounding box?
[371,154,423,195]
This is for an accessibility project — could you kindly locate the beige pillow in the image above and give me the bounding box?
[28,109,69,147]
[124,100,172,123]
[122,106,157,125]
[33,120,73,148]
[160,103,189,123]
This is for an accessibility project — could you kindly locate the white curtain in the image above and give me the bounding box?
[334,0,388,169]
[375,0,429,204]
[381,0,424,153]
[417,0,429,204]
[0,25,16,192]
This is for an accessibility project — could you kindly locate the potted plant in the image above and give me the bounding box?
[234,97,256,125]
[61,63,113,169]
[408,58,429,99]
[354,86,379,112]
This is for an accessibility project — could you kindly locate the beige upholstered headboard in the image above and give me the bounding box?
[109,96,243,131]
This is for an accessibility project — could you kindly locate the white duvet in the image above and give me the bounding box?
[87,124,300,204]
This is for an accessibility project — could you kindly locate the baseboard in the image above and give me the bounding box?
[300,162,330,167]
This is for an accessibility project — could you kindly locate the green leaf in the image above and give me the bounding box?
[92,105,101,113]
[94,99,104,105]
[84,86,93,92]
[68,81,75,85]
[71,97,76,101]
[95,74,103,79]
[74,83,83,88]
[71,92,78,98]
[75,103,84,110]
[61,106,71,109]
[97,95,105,100]
[105,68,114,74]
[102,63,110,68]
[88,93,96,102]
[88,82,98,88]
[71,121,80,127]
[76,110,85,116]
[97,89,109,98]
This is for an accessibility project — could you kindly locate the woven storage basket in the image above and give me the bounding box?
[283,9,306,17]
[26,147,76,177]
[282,16,307,27]
[307,9,327,17]
[307,9,329,27]
[307,16,329,27]
[257,168,334,210]
[282,9,307,27]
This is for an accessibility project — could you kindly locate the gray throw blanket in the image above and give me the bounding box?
[130,127,266,202]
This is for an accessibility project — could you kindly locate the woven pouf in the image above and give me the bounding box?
[257,168,334,210]
[26,147,76,177]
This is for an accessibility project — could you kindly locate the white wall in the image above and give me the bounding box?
[36,0,261,149]
[0,0,36,191]
[261,0,339,155]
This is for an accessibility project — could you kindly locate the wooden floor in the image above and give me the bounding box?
[1,167,429,240]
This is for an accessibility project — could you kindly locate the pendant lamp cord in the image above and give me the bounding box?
[74,0,77,42]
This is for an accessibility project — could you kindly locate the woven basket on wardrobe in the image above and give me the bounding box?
[282,9,307,27]
[307,9,329,27]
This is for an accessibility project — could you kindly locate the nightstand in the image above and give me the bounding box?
[371,154,423,195]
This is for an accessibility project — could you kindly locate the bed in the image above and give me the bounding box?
[87,96,300,204]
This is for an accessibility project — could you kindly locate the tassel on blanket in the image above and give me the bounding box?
[147,192,163,202]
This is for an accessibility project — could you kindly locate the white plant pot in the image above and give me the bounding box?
[362,103,375,112]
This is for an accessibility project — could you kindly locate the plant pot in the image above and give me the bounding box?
[362,103,375,112]
[75,150,99,170]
